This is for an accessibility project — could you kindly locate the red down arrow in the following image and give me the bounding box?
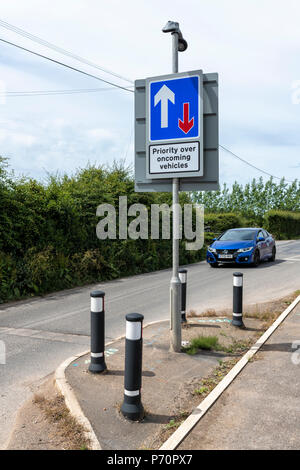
[178,102,194,134]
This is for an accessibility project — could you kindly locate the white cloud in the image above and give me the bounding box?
[0,0,299,185]
[0,127,36,146]
[86,128,116,141]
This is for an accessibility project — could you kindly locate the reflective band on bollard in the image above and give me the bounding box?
[179,268,187,323]
[232,272,245,328]
[89,290,107,374]
[121,313,144,421]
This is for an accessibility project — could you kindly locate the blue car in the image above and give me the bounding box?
[206,228,276,268]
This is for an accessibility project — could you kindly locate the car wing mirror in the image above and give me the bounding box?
[258,236,265,242]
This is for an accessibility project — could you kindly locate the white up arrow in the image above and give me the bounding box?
[154,85,175,128]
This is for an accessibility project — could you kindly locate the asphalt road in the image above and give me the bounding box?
[0,239,299,448]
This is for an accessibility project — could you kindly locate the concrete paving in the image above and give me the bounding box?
[179,302,300,450]
[0,239,299,448]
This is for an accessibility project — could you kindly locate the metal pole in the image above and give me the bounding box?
[170,30,182,352]
[172,32,178,73]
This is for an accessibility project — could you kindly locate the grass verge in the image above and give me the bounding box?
[183,335,252,356]
[33,393,90,450]
[164,412,190,431]
[183,335,220,355]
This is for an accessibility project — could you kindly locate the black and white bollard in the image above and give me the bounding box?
[89,290,107,374]
[179,268,187,323]
[232,272,245,328]
[121,313,144,421]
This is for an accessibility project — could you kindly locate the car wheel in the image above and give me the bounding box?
[210,262,219,268]
[253,250,260,267]
[270,247,276,262]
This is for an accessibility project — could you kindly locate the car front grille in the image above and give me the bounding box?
[216,249,237,254]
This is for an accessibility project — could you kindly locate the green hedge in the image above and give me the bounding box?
[0,208,249,303]
[0,161,206,303]
[264,210,300,239]
[204,213,245,234]
[1,156,299,304]
[0,241,206,303]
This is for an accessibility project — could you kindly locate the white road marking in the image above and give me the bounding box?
[281,258,300,261]
[0,326,89,344]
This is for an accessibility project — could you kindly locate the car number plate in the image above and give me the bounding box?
[219,254,233,259]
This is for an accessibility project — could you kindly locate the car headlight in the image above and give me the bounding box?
[237,247,253,253]
[208,247,217,254]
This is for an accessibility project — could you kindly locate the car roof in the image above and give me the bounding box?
[226,228,261,231]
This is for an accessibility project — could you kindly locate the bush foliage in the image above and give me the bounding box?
[204,213,244,233]
[0,156,299,303]
[264,210,300,239]
[0,158,203,302]
[193,177,300,218]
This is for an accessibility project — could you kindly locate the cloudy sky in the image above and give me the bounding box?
[0,0,300,186]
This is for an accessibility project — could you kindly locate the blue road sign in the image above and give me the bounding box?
[150,75,199,142]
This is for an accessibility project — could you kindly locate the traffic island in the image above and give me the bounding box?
[64,317,263,450]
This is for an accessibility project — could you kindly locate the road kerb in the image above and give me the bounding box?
[54,350,101,450]
[160,294,300,450]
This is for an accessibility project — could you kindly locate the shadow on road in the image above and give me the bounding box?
[184,323,221,329]
[244,326,265,332]
[215,259,286,270]
[261,342,293,352]
[144,412,172,425]
[107,369,156,377]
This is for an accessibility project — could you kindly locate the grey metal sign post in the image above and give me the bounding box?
[164,21,186,352]
[134,21,219,353]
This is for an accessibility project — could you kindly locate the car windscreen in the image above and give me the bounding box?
[218,230,256,241]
